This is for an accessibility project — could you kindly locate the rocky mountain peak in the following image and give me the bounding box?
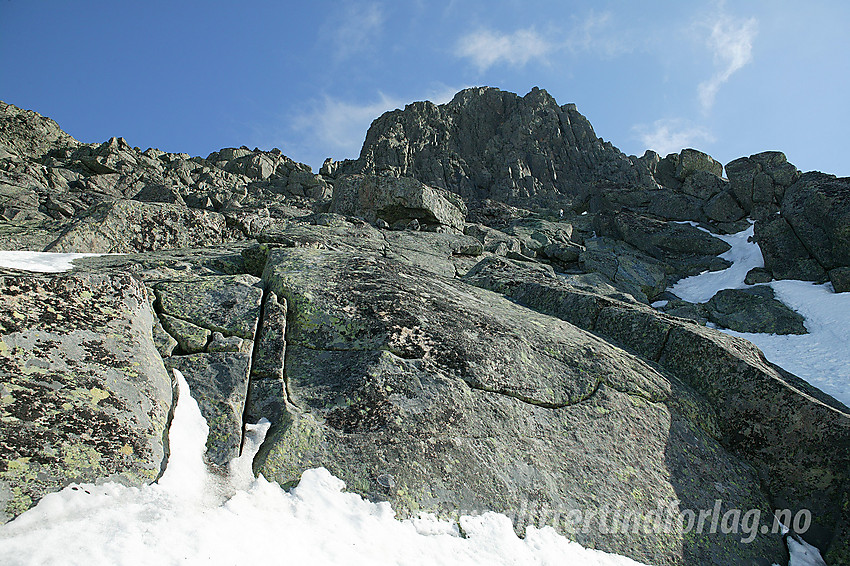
[339,86,654,208]
[0,101,80,161]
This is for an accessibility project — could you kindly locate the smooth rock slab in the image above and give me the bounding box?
[0,273,172,522]
[257,246,784,565]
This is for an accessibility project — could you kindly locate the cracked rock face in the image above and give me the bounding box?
[257,246,784,565]
[336,86,656,208]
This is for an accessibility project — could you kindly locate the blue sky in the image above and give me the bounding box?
[2,1,848,176]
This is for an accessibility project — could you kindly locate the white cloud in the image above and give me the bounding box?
[633,119,716,157]
[697,14,758,111]
[325,2,385,61]
[289,85,469,166]
[455,28,554,71]
[292,92,404,158]
[455,13,632,72]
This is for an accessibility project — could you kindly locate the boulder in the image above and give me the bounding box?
[726,152,800,219]
[780,172,850,273]
[593,211,731,277]
[703,189,746,223]
[705,286,807,334]
[132,183,186,205]
[681,170,726,201]
[0,273,173,522]
[158,312,210,354]
[258,247,784,564]
[829,267,850,293]
[675,149,723,180]
[744,267,773,285]
[329,174,466,232]
[754,215,827,282]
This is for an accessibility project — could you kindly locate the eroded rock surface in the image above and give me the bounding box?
[2,92,850,564]
[0,273,172,522]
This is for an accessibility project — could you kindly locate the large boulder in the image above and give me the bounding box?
[329,174,466,232]
[0,273,173,522]
[726,152,801,220]
[754,172,850,286]
[256,246,786,565]
[754,215,827,282]
[705,286,807,334]
[780,172,850,274]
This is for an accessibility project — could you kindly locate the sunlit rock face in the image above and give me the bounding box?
[1,90,849,564]
[0,273,172,522]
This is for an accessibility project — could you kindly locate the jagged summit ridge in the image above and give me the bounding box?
[339,86,655,206]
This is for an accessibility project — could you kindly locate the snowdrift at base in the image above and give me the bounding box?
[0,369,647,566]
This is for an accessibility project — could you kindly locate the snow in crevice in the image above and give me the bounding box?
[0,369,649,566]
[670,221,763,304]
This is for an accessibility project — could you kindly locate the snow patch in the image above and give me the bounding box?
[665,222,850,408]
[0,250,105,273]
[0,369,648,566]
[670,222,763,303]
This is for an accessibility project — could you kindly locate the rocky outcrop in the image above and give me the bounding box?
[0,101,80,162]
[754,172,850,287]
[329,174,466,232]
[592,211,731,278]
[726,151,800,220]
[0,273,173,522]
[0,101,330,252]
[45,199,236,253]
[462,256,850,561]
[336,87,655,208]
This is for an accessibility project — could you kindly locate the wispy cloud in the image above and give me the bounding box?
[455,27,554,72]
[697,14,758,111]
[292,92,403,158]
[633,119,716,156]
[565,11,628,57]
[324,2,385,61]
[455,12,629,72]
[288,85,469,167]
